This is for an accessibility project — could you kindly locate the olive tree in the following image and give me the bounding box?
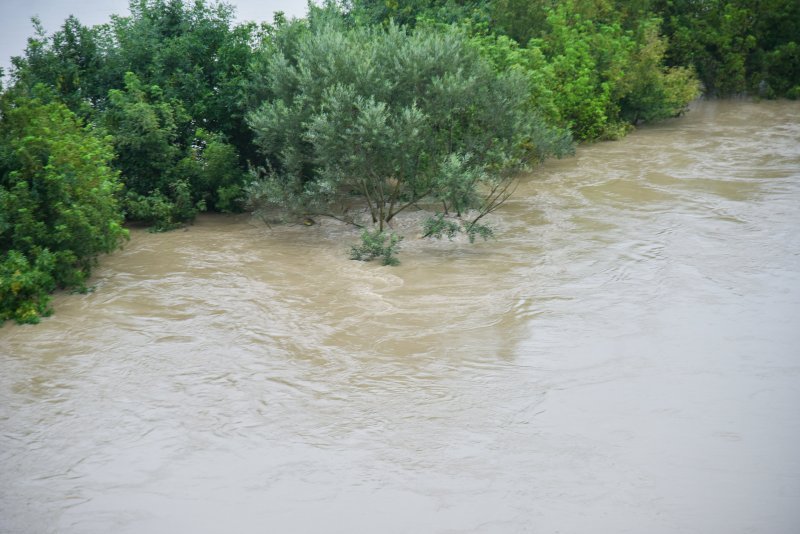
[244,13,571,247]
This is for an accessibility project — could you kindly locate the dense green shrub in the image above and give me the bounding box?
[178,129,247,213]
[617,21,701,125]
[0,94,126,323]
[8,1,256,229]
[469,3,699,140]
[122,183,204,232]
[104,73,246,230]
[0,250,56,324]
[104,72,185,194]
[657,0,800,98]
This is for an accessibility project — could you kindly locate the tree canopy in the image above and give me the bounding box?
[245,16,572,237]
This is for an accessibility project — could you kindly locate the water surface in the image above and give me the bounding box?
[2,100,799,533]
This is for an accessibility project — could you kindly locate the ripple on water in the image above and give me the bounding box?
[2,100,800,534]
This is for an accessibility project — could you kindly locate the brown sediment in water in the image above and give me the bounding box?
[1,100,799,533]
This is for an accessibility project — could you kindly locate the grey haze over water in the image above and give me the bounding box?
[0,0,311,81]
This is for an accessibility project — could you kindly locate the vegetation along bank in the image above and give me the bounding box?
[1,0,798,323]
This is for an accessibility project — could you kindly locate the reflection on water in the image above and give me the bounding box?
[2,100,799,533]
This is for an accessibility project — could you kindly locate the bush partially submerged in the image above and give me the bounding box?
[350,229,403,266]
[245,13,573,254]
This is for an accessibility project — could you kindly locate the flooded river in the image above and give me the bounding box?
[2,100,799,533]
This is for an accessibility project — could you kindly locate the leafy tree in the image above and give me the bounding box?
[753,0,800,97]
[372,0,699,139]
[8,0,257,229]
[9,16,122,118]
[655,0,800,97]
[657,0,755,95]
[177,128,247,212]
[488,0,550,45]
[617,20,700,124]
[530,6,626,139]
[101,71,199,229]
[472,1,699,139]
[110,0,259,158]
[0,92,127,323]
[245,15,572,247]
[100,68,247,228]
[104,72,184,195]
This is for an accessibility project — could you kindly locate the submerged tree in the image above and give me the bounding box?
[245,12,572,253]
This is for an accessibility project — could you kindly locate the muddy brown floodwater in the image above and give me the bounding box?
[2,100,799,533]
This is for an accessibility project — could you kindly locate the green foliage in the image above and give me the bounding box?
[488,0,549,45]
[123,190,179,231]
[465,221,494,243]
[178,129,247,212]
[106,0,263,163]
[104,72,184,195]
[8,0,257,144]
[469,2,699,139]
[656,0,800,98]
[531,4,698,137]
[105,74,244,229]
[422,212,495,243]
[617,21,701,124]
[531,6,622,139]
[170,179,205,223]
[658,0,755,95]
[350,229,403,266]
[422,213,462,240]
[9,16,121,118]
[115,0,254,141]
[347,0,489,28]
[0,94,126,323]
[243,171,304,223]
[8,0,258,226]
[346,1,701,138]
[122,182,204,232]
[0,250,55,324]
[246,15,571,236]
